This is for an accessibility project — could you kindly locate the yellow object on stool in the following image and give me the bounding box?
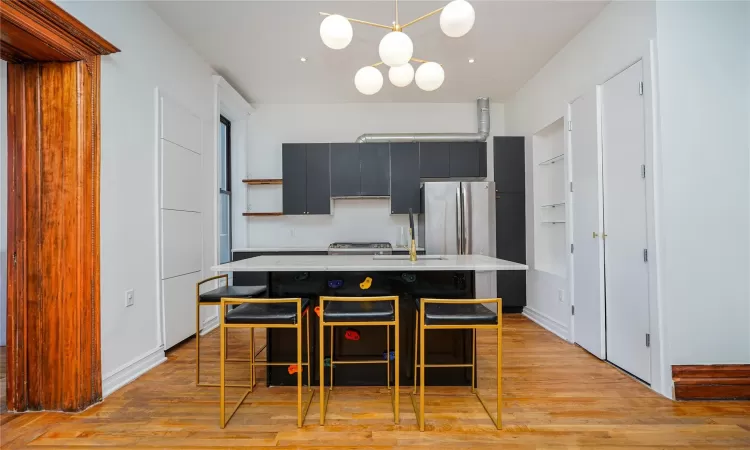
[359,276,373,290]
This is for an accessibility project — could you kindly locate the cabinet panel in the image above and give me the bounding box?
[330,143,360,197]
[478,142,487,178]
[497,271,526,309]
[449,142,480,177]
[389,143,420,214]
[305,144,331,214]
[282,144,307,215]
[419,142,450,178]
[360,143,390,196]
[495,194,526,263]
[494,137,525,193]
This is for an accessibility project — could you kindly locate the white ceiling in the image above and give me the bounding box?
[148,0,608,104]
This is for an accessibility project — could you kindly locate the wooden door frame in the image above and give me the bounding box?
[1,0,118,411]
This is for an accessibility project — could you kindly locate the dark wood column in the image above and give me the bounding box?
[2,0,118,412]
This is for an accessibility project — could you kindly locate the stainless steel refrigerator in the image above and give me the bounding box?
[419,181,498,304]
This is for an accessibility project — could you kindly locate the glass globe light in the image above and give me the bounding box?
[389,63,414,87]
[354,66,383,95]
[379,31,413,67]
[440,0,475,38]
[415,62,445,91]
[320,14,353,49]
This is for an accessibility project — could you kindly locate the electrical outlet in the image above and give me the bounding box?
[125,289,134,307]
[558,289,564,303]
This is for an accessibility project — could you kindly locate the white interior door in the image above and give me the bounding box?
[602,60,651,382]
[571,89,606,359]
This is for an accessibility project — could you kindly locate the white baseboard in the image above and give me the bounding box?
[523,306,569,342]
[200,315,218,336]
[102,346,167,397]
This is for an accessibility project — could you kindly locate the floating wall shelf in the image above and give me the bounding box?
[242,212,283,217]
[243,179,282,185]
[541,220,566,224]
[538,154,565,166]
[541,202,566,208]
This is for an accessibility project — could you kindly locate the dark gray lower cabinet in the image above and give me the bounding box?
[305,144,331,214]
[360,143,390,196]
[389,143,420,214]
[282,144,307,215]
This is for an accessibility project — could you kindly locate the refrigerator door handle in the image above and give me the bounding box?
[461,184,470,254]
[456,186,463,254]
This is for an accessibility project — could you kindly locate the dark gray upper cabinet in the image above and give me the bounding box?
[282,143,330,215]
[494,136,525,193]
[282,144,307,215]
[419,142,450,178]
[359,143,390,196]
[449,142,487,178]
[330,143,361,197]
[305,144,331,214]
[389,143,420,214]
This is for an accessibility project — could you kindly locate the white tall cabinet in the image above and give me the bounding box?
[570,60,652,382]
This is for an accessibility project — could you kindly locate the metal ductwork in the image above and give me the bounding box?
[355,97,490,144]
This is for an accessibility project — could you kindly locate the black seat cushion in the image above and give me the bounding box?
[199,285,266,303]
[323,301,395,323]
[225,298,310,325]
[415,298,498,326]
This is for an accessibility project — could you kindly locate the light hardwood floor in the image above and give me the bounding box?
[1,315,749,448]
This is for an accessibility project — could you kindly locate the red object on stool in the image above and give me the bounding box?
[288,364,300,375]
[344,329,360,341]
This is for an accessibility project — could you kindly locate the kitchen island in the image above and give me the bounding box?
[211,254,527,387]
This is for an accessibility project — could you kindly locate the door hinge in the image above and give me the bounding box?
[569,182,573,192]
[639,81,644,95]
[643,248,648,262]
[571,305,575,316]
[570,243,574,253]
[646,333,651,347]
[641,164,646,179]
[568,120,572,131]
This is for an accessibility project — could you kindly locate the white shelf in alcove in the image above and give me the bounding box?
[541,220,566,224]
[538,154,565,166]
[540,202,565,208]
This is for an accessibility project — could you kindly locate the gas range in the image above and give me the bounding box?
[327,242,393,255]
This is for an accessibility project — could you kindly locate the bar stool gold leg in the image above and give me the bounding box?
[471,328,476,394]
[249,327,255,392]
[386,325,390,390]
[497,315,502,430]
[319,308,325,425]
[297,303,303,427]
[329,325,334,390]
[219,312,226,428]
[394,305,400,424]
[195,296,201,386]
[413,314,418,395]
[419,304,425,431]
[306,309,312,390]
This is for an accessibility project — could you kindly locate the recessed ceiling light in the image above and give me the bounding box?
[300,57,307,62]
[468,58,475,64]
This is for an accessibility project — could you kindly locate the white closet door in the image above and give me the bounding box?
[602,60,651,382]
[571,89,606,359]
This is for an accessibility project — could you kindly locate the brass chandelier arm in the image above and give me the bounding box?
[401,7,445,29]
[319,12,394,31]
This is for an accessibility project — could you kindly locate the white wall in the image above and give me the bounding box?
[504,1,656,343]
[57,1,216,393]
[0,60,7,347]
[243,102,504,248]
[655,0,750,365]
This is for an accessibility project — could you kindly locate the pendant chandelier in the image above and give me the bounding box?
[319,0,476,95]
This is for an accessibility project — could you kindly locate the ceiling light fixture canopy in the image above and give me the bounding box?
[318,0,475,95]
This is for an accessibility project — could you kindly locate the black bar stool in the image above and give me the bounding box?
[411,297,502,431]
[195,275,266,387]
[318,295,400,425]
[219,296,314,428]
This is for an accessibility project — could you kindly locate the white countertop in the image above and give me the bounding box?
[232,247,424,252]
[212,254,528,272]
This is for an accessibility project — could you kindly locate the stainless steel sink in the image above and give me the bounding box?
[372,255,447,260]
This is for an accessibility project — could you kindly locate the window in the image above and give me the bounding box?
[218,116,231,264]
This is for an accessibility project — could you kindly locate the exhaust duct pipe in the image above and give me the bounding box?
[355,97,490,143]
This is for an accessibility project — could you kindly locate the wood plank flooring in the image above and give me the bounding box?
[1,315,749,448]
